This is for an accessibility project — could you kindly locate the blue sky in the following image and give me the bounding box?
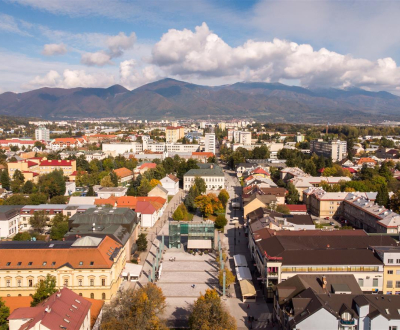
[1,0,400,94]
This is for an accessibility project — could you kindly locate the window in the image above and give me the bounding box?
[28,262,32,266]
[79,293,82,296]
[102,278,106,286]
[79,261,83,265]
[396,281,400,288]
[102,293,106,300]
[17,279,21,287]
[6,262,10,266]
[90,279,94,286]
[358,278,364,287]
[388,270,394,275]
[373,278,379,287]
[388,259,394,264]
[90,293,94,299]
[28,280,33,287]
[388,281,394,288]
[6,280,10,287]
[90,261,94,266]
[17,262,21,266]
[64,279,68,287]
[52,262,56,266]
[42,262,47,266]
[397,259,400,263]
[389,327,397,330]
[78,279,82,286]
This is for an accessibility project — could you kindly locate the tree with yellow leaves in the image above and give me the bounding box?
[101,283,168,330]
[150,178,162,188]
[189,289,237,330]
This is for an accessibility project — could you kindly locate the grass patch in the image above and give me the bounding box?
[168,195,174,203]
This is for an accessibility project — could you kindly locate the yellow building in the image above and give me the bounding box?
[165,126,185,143]
[373,247,400,294]
[0,236,125,302]
[243,194,277,218]
[303,188,348,218]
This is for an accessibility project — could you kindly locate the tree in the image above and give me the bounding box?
[86,185,95,196]
[110,171,119,187]
[218,189,230,208]
[29,193,47,205]
[188,289,236,330]
[195,195,214,217]
[13,232,31,241]
[29,211,49,233]
[185,184,200,212]
[50,221,68,240]
[286,182,299,204]
[390,191,400,213]
[218,268,235,288]
[172,206,184,220]
[137,233,148,252]
[276,204,291,214]
[149,178,161,188]
[0,297,10,330]
[138,178,152,196]
[31,274,58,307]
[0,170,10,190]
[100,175,114,187]
[49,195,68,204]
[194,177,206,194]
[3,194,30,205]
[22,180,34,194]
[215,214,227,229]
[376,184,389,208]
[13,169,25,182]
[39,170,66,198]
[101,284,167,330]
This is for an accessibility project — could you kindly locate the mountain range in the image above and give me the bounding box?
[1,78,400,123]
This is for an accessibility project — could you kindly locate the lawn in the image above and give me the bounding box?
[168,195,174,203]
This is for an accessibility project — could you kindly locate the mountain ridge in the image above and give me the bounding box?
[0,78,399,122]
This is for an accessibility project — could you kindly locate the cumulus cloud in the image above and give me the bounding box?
[81,32,136,66]
[24,69,115,89]
[151,23,400,92]
[42,43,68,56]
[120,59,159,89]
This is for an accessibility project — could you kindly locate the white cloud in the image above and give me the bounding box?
[151,23,400,92]
[81,32,136,66]
[120,59,159,89]
[42,43,67,56]
[24,69,115,89]
[0,13,31,36]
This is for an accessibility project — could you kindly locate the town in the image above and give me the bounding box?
[0,118,399,329]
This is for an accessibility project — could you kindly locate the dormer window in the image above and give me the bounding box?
[6,262,11,266]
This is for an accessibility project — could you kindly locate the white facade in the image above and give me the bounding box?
[96,187,128,199]
[35,126,50,142]
[139,212,157,228]
[183,174,225,191]
[0,213,19,238]
[102,142,143,156]
[160,175,179,195]
[204,133,216,154]
[239,131,252,145]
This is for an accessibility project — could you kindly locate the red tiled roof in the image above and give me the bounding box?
[40,160,74,166]
[22,171,39,177]
[285,204,307,212]
[2,296,32,314]
[114,167,133,178]
[135,201,157,214]
[138,163,157,170]
[357,157,377,165]
[167,174,179,182]
[192,152,214,157]
[0,140,35,144]
[95,196,166,209]
[244,175,254,181]
[52,138,78,144]
[252,167,269,175]
[166,126,184,129]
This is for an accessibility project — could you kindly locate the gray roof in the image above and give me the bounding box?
[69,207,137,225]
[185,165,224,177]
[0,205,23,221]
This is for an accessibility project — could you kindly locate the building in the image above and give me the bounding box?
[243,194,278,218]
[34,126,50,142]
[95,186,128,199]
[160,174,180,196]
[310,139,347,162]
[8,287,92,330]
[274,274,400,330]
[60,150,107,162]
[374,246,400,295]
[113,167,133,186]
[343,193,400,234]
[49,138,86,151]
[0,236,125,301]
[183,164,224,191]
[39,159,77,176]
[204,133,216,154]
[248,228,396,300]
[148,184,168,201]
[165,126,185,143]
[0,206,22,238]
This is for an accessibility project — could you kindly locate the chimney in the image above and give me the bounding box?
[322,275,327,289]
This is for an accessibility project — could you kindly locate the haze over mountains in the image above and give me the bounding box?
[0,78,399,123]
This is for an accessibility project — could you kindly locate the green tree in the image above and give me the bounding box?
[0,170,10,190]
[215,214,227,229]
[13,231,31,241]
[286,182,299,204]
[136,233,148,252]
[86,185,95,196]
[218,189,230,208]
[100,175,114,187]
[194,177,207,194]
[31,274,58,307]
[0,297,10,330]
[50,220,68,240]
[13,169,25,182]
[185,184,200,212]
[29,211,49,233]
[376,184,389,208]
[3,194,30,205]
[29,193,48,205]
[390,191,400,213]
[49,195,68,204]
[39,169,66,198]
[110,171,119,187]
[138,178,152,196]
[101,284,167,330]
[276,204,291,214]
[188,289,236,330]
[22,180,34,194]
[172,206,184,220]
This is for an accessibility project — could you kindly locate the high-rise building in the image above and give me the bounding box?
[204,133,216,154]
[35,126,50,142]
[310,139,347,161]
[165,126,185,143]
[239,131,252,145]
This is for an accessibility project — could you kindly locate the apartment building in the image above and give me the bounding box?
[248,228,395,300]
[183,163,224,191]
[165,126,185,143]
[7,160,40,183]
[310,139,347,161]
[374,246,400,295]
[0,236,125,301]
[343,194,400,234]
[39,159,77,176]
[60,150,107,161]
[34,126,50,142]
[49,137,86,151]
[0,206,23,238]
[204,133,216,154]
[113,167,133,186]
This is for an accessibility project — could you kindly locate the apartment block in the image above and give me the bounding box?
[34,126,50,142]
[165,126,185,143]
[310,139,347,161]
[204,133,216,154]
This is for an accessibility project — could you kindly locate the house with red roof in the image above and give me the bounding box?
[135,201,158,227]
[160,174,180,195]
[49,137,86,151]
[285,204,308,215]
[113,167,133,186]
[8,287,92,330]
[250,166,270,178]
[134,162,157,177]
[39,159,77,176]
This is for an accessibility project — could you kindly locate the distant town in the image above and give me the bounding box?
[1,117,400,329]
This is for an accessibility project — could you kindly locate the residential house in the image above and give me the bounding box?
[134,162,157,177]
[160,174,180,195]
[285,204,308,215]
[356,157,378,168]
[0,206,22,238]
[0,236,125,301]
[7,160,39,183]
[280,167,308,182]
[191,152,214,163]
[243,194,278,218]
[49,138,86,151]
[135,201,158,228]
[113,167,133,186]
[148,184,168,201]
[242,186,286,205]
[95,186,127,199]
[373,246,400,295]
[8,287,92,330]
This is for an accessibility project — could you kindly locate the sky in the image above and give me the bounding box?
[1,0,400,94]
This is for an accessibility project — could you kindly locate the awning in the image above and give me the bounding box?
[124,263,143,277]
[233,254,248,268]
[235,266,252,281]
[187,239,212,249]
[121,272,128,277]
[239,280,257,297]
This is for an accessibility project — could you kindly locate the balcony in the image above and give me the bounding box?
[267,272,279,278]
[340,319,355,325]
